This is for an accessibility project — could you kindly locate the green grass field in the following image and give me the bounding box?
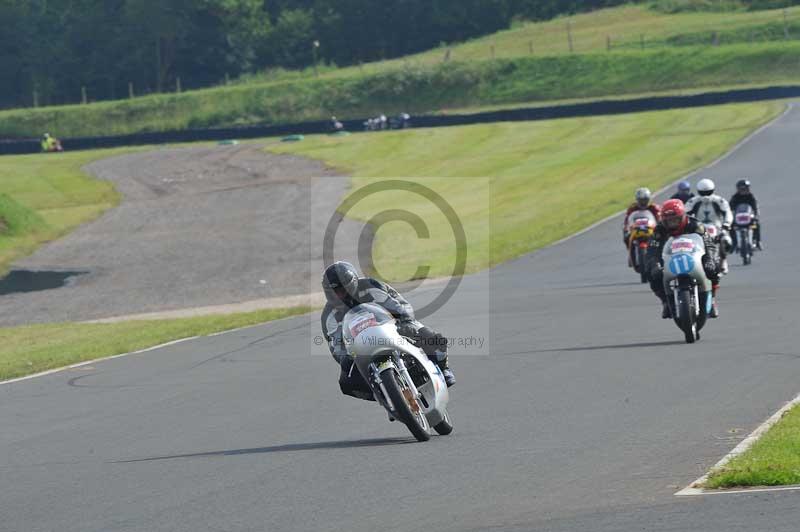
[271,101,782,282]
[706,404,800,488]
[2,4,800,138]
[0,148,148,275]
[0,307,311,381]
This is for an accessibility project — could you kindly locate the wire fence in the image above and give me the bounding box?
[429,6,800,60]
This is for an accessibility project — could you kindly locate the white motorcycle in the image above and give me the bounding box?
[342,303,453,442]
[702,222,731,274]
[662,233,713,344]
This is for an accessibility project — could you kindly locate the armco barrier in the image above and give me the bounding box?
[2,85,800,156]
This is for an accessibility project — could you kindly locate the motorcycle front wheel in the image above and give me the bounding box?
[637,247,648,283]
[676,289,696,344]
[381,368,431,442]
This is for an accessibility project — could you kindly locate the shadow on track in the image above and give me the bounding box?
[113,437,413,463]
[504,340,684,356]
[553,281,644,290]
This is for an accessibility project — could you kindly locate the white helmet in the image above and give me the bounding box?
[697,178,715,197]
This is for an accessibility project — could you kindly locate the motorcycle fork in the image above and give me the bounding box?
[672,281,680,319]
[395,356,423,406]
[370,362,395,412]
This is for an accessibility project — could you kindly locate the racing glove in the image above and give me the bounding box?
[702,256,719,281]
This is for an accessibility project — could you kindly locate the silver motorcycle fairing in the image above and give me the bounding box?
[662,233,713,292]
[662,233,713,321]
[342,304,449,427]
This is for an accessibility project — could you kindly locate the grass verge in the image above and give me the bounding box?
[2,43,800,138]
[271,101,782,281]
[706,404,800,488]
[0,306,311,382]
[0,147,145,275]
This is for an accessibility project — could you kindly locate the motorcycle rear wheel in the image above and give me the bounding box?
[381,368,430,442]
[434,409,454,436]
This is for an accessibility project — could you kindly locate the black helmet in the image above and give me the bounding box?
[736,179,751,194]
[322,261,359,309]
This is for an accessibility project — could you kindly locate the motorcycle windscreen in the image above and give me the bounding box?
[342,303,395,344]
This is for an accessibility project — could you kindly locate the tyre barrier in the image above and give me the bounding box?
[2,85,799,156]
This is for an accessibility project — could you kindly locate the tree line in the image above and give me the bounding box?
[0,0,642,110]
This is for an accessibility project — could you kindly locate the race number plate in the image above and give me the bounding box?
[670,239,695,253]
[736,213,752,225]
[669,254,695,275]
[349,313,378,338]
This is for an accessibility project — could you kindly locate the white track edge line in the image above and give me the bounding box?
[677,484,800,496]
[676,390,800,496]
[548,103,794,250]
[0,336,199,386]
[3,103,793,387]
[0,310,316,386]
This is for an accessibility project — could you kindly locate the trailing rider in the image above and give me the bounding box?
[685,179,733,274]
[729,179,763,251]
[623,187,661,249]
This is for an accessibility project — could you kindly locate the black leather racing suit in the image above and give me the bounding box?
[321,278,448,401]
[645,216,720,303]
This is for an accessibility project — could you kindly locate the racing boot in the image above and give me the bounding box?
[720,258,729,275]
[709,284,720,318]
[434,350,456,387]
[661,300,672,319]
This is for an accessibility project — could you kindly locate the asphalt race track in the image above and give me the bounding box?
[2,106,800,531]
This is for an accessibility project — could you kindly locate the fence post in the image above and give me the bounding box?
[529,40,534,54]
[640,34,645,50]
[567,21,574,52]
[225,72,230,85]
[128,82,134,99]
[444,48,451,62]
[606,35,611,51]
[81,86,87,104]
[33,89,39,108]
[490,44,495,59]
[784,9,790,40]
[176,76,182,93]
[713,31,720,46]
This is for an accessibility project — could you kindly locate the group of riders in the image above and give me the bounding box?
[317,180,761,403]
[623,178,762,320]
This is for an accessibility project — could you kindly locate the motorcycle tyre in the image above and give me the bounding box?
[637,247,648,283]
[434,409,454,436]
[676,289,696,344]
[381,368,430,442]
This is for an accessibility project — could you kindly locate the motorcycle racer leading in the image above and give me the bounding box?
[320,262,455,401]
